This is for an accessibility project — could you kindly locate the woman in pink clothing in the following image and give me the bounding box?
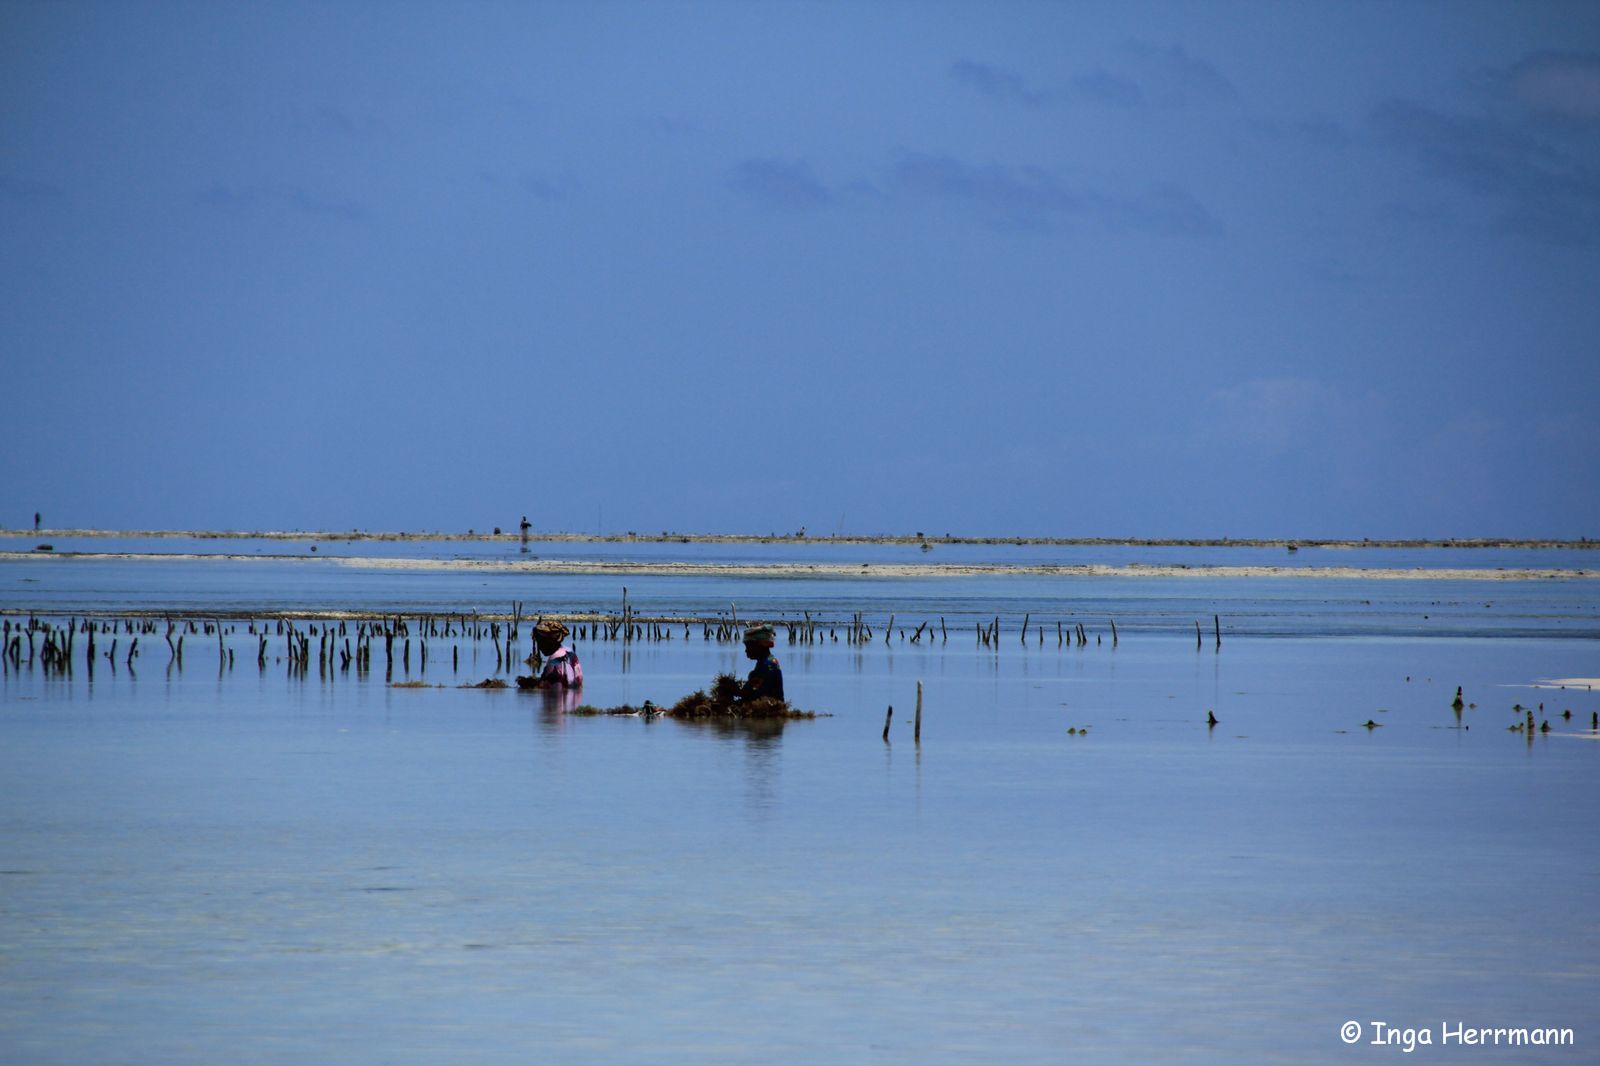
[528,619,583,689]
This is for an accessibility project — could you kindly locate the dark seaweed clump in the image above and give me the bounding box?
[572,672,817,720]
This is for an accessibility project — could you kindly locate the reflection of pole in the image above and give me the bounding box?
[914,681,923,744]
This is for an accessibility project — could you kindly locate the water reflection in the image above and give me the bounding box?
[528,684,584,735]
[670,715,785,812]
[668,715,789,743]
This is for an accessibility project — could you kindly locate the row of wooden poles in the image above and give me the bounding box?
[2,606,547,680]
[2,604,1228,679]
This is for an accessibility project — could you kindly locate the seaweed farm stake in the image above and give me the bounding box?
[882,705,893,742]
[914,681,923,743]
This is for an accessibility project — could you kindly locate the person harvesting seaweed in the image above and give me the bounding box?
[520,619,583,689]
[737,624,783,702]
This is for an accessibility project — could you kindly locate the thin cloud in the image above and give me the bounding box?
[1069,68,1146,109]
[729,158,830,210]
[950,43,1234,111]
[948,60,1051,107]
[1509,51,1600,123]
[1088,182,1223,237]
[889,151,1220,236]
[1120,41,1237,107]
[1370,96,1600,245]
[312,105,387,141]
[0,174,65,202]
[1253,114,1351,149]
[520,174,577,201]
[890,152,1078,230]
[193,182,366,220]
[1201,378,1366,454]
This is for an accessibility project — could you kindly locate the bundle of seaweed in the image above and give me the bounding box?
[569,673,816,720]
[669,672,814,719]
[570,703,650,716]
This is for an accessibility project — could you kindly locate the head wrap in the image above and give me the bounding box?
[534,619,569,643]
[743,624,776,645]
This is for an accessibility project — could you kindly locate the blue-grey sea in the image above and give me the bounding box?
[2,540,1597,1063]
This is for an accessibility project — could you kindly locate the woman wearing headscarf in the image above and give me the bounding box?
[529,619,583,688]
[736,624,783,702]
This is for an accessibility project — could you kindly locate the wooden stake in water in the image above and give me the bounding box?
[882,705,893,742]
[914,680,923,743]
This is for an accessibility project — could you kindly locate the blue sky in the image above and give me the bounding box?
[3,1,1597,538]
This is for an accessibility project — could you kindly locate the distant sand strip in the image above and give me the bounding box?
[3,529,1598,550]
[1,550,1592,581]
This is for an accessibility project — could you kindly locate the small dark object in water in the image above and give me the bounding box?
[33,544,52,552]
[1562,709,1572,719]
[1363,719,1381,729]
[1206,710,1218,727]
[465,678,508,689]
[1451,687,1464,710]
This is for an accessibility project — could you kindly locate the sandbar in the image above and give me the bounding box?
[1,550,1592,581]
[2,528,1596,550]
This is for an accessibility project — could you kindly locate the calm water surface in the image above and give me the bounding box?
[1,555,1597,1062]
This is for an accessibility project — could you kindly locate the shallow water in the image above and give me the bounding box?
[7,532,1599,573]
[1,556,1597,1062]
[5,549,1599,641]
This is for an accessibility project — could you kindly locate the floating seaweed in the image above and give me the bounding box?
[568,673,818,721]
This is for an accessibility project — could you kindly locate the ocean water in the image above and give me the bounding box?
[1,548,1597,1063]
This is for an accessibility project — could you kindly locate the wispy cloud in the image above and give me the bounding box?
[0,174,65,203]
[1200,378,1370,453]
[1508,51,1600,123]
[311,105,387,141]
[194,182,366,220]
[729,158,830,210]
[890,152,1077,228]
[1253,114,1351,149]
[889,151,1220,236]
[949,41,1235,112]
[1087,182,1222,237]
[520,174,578,201]
[1370,94,1600,245]
[1120,41,1236,107]
[1068,68,1146,109]
[948,60,1052,107]
[725,150,1221,236]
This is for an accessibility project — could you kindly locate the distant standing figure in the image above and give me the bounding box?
[529,619,582,688]
[737,624,784,702]
[34,512,41,531]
